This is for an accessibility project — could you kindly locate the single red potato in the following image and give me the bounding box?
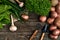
[47,18,54,24]
[21,14,29,20]
[52,29,60,36]
[39,16,47,22]
[57,14,60,18]
[54,18,60,28]
[58,29,60,35]
[49,25,57,31]
[56,2,60,14]
[50,34,58,40]
[50,7,55,12]
[51,11,58,18]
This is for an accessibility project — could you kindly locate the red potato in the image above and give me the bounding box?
[21,14,29,20]
[56,2,60,14]
[50,34,58,40]
[50,7,55,12]
[49,25,57,31]
[39,16,47,22]
[57,14,60,18]
[52,29,60,36]
[51,11,58,18]
[54,18,60,28]
[47,18,54,24]
[58,0,60,2]
[59,29,60,35]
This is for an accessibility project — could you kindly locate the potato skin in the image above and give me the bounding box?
[56,2,60,14]
[50,7,55,12]
[21,14,29,20]
[52,29,60,36]
[49,25,57,31]
[51,11,58,18]
[47,18,54,24]
[39,16,47,22]
[50,34,58,40]
[54,18,60,28]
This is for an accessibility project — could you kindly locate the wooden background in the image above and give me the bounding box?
[0,13,60,40]
[0,0,60,40]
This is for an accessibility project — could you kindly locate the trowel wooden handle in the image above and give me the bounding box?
[40,33,45,40]
[30,30,39,40]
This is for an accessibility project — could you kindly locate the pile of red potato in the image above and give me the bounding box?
[20,0,60,39]
[39,0,60,40]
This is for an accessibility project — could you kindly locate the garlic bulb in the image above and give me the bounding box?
[15,0,24,7]
[19,2,24,7]
[10,15,17,32]
[10,25,17,32]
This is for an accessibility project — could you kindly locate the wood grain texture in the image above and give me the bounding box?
[0,13,60,40]
[0,0,60,40]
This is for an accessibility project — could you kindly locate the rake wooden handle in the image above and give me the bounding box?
[40,33,45,40]
[30,30,39,40]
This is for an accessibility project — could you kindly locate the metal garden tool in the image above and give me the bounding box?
[40,23,49,40]
[29,23,42,40]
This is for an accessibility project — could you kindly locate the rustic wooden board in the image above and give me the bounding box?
[0,13,60,40]
[0,0,60,40]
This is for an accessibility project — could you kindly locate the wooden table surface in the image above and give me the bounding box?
[0,0,60,40]
[0,13,60,40]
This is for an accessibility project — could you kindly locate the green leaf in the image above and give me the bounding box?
[0,4,12,13]
[1,19,10,24]
[0,23,3,28]
[25,0,51,16]
[4,11,11,20]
